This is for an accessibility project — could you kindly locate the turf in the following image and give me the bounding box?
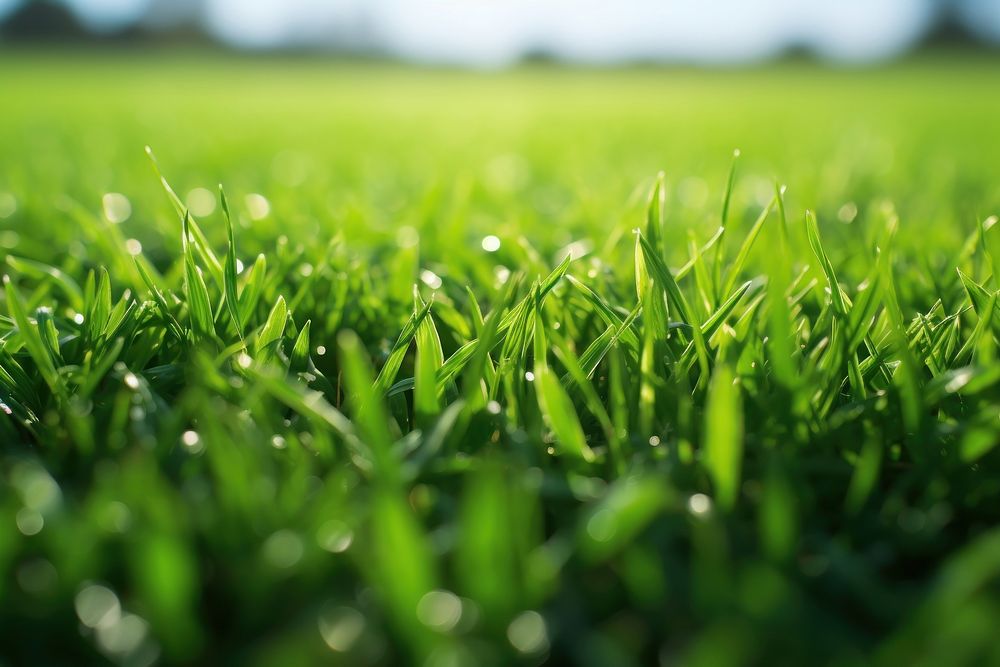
[3,52,1000,666]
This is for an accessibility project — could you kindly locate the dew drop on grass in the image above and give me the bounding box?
[75,584,121,629]
[481,235,501,252]
[560,240,590,261]
[838,202,858,223]
[102,193,131,224]
[420,269,442,289]
[95,612,149,656]
[945,368,974,393]
[507,611,549,655]
[186,187,217,216]
[687,493,713,517]
[13,463,62,512]
[416,590,463,632]
[316,520,353,553]
[245,193,271,220]
[125,239,143,256]
[16,508,44,536]
[318,605,366,652]
[262,530,304,568]
[181,430,205,454]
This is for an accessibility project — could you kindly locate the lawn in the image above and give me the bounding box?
[3,51,1000,666]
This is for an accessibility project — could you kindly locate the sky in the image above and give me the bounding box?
[1,0,999,65]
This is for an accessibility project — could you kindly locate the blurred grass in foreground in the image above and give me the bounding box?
[2,51,1000,666]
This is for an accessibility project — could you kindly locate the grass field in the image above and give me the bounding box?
[3,52,1000,666]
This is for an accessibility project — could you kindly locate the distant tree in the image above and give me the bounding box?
[0,0,996,55]
[920,0,989,48]
[142,0,203,30]
[0,0,88,42]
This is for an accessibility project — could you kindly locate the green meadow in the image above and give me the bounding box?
[3,52,1000,666]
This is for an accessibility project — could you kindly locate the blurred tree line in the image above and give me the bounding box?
[0,0,996,62]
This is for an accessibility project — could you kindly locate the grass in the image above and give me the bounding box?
[3,52,1000,666]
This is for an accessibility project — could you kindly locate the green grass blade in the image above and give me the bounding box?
[373,298,434,396]
[237,253,267,325]
[181,212,216,343]
[4,277,64,397]
[719,195,774,298]
[254,295,287,361]
[533,297,595,464]
[290,319,311,373]
[219,185,244,339]
[413,292,444,424]
[703,361,743,511]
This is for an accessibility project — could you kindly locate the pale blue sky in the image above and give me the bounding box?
[2,0,999,64]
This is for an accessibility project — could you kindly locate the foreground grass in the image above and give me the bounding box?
[3,54,1000,666]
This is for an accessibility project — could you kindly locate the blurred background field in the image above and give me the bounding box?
[3,0,1000,270]
[4,52,1000,274]
[5,2,1000,667]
